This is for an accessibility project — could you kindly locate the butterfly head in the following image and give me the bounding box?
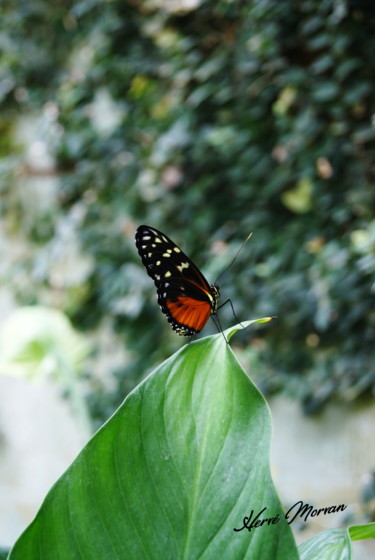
[209,283,220,314]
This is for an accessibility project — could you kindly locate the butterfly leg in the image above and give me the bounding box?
[211,313,228,343]
[217,298,244,329]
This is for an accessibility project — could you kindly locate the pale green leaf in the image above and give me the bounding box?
[298,529,351,560]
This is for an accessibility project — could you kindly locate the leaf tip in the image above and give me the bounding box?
[224,317,275,341]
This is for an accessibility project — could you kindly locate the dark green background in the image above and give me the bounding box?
[1,0,375,425]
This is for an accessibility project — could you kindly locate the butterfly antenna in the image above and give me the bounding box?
[215,232,253,284]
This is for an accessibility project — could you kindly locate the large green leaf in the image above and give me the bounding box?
[8,323,298,559]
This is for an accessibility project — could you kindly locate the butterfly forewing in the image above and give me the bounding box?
[135,225,220,335]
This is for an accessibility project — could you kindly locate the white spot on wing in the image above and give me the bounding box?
[177,262,189,272]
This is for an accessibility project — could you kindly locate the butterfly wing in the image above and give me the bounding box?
[135,225,219,335]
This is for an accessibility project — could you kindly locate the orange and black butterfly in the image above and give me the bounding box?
[135,225,220,336]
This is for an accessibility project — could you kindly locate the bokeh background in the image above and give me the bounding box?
[1,0,374,556]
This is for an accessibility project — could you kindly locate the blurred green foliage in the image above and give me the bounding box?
[1,0,375,424]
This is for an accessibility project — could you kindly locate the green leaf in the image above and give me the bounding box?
[9,326,298,560]
[272,86,297,116]
[299,522,375,559]
[0,306,90,380]
[298,528,351,560]
[349,522,375,541]
[281,177,313,214]
[0,306,92,436]
[312,82,339,102]
[225,317,275,341]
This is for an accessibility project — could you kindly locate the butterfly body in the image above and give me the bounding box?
[135,225,220,336]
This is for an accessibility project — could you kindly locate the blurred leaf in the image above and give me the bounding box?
[348,523,375,541]
[273,86,297,116]
[281,177,313,214]
[298,529,351,560]
[0,306,90,380]
[299,522,375,559]
[0,306,93,435]
[311,54,334,75]
[312,82,339,102]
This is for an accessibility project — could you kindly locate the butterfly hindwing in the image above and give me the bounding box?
[135,225,220,335]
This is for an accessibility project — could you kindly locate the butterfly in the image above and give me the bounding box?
[135,225,221,336]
